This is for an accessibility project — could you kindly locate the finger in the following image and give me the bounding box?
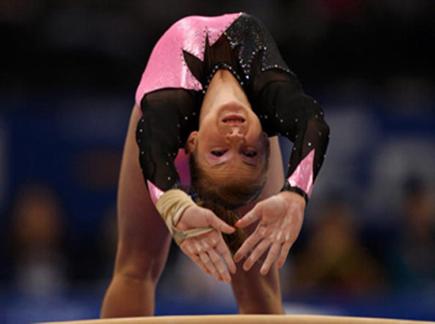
[179,240,196,259]
[215,235,237,274]
[190,252,211,275]
[193,240,217,278]
[260,242,281,275]
[242,239,271,271]
[200,240,225,281]
[235,204,262,229]
[199,251,221,281]
[206,211,235,234]
[234,226,265,262]
[208,248,231,283]
[275,229,284,242]
[276,239,293,268]
[181,241,210,274]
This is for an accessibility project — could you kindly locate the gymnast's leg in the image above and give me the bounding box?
[231,263,284,314]
[230,137,285,314]
[101,106,172,317]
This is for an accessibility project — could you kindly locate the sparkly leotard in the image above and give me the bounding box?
[135,12,330,205]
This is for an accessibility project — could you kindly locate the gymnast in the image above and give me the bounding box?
[101,12,329,317]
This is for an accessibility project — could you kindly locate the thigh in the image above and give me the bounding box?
[114,105,171,278]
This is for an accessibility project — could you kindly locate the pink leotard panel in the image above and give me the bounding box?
[288,149,315,198]
[147,150,191,204]
[135,12,241,106]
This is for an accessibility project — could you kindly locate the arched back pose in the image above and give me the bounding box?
[101,12,329,317]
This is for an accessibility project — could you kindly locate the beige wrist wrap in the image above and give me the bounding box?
[155,189,213,245]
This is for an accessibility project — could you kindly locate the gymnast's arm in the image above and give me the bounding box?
[136,90,237,282]
[235,72,330,274]
[256,72,330,200]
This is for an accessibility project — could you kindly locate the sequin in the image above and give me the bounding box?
[223,14,292,79]
[135,13,241,104]
[136,13,293,103]
[134,13,328,203]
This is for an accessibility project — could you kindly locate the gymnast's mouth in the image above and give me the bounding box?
[222,114,246,125]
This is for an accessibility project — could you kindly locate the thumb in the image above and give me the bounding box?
[235,203,262,228]
[206,211,235,234]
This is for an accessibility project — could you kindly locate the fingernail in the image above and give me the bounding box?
[234,254,241,262]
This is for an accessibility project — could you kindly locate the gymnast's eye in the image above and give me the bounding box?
[242,150,257,158]
[211,150,226,157]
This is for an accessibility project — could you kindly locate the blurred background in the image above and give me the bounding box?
[1,0,434,323]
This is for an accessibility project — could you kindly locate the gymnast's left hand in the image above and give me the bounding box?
[233,191,306,275]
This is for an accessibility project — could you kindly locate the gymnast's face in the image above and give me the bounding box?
[187,70,267,172]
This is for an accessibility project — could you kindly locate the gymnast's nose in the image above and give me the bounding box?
[226,127,245,144]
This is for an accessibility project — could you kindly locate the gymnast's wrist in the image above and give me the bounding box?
[174,205,195,231]
[155,189,195,234]
[278,191,306,210]
[280,180,309,204]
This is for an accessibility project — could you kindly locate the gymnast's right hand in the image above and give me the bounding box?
[175,205,237,283]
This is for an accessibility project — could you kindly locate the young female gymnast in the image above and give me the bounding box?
[101,13,329,317]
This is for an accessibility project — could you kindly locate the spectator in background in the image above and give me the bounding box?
[387,177,435,291]
[288,198,386,298]
[9,184,68,297]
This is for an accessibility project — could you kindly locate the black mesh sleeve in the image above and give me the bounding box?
[254,72,330,201]
[136,89,199,191]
